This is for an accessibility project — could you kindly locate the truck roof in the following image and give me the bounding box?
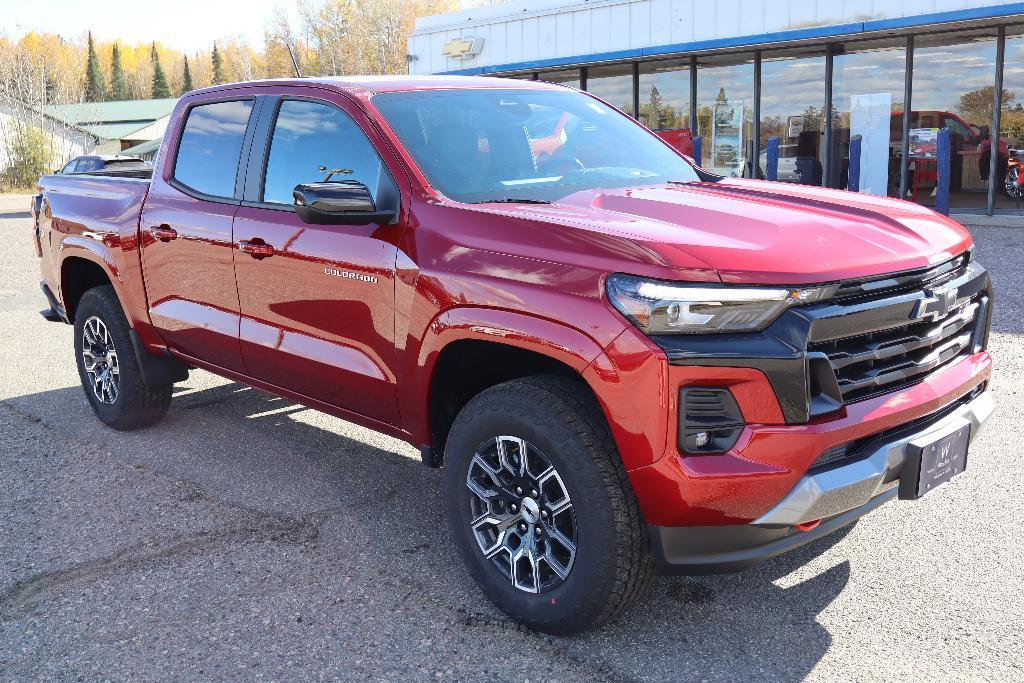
[189,75,561,98]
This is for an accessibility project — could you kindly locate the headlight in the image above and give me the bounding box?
[606,274,835,335]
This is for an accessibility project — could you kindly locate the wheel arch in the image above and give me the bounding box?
[59,243,126,324]
[414,307,616,466]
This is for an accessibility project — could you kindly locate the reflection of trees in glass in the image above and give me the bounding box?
[959,86,1015,126]
[999,103,1024,146]
[639,85,683,130]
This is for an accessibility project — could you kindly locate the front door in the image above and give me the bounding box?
[140,98,257,373]
[232,96,402,423]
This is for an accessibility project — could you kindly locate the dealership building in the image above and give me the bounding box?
[408,0,1024,214]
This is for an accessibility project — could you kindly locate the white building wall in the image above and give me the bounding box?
[409,0,1021,74]
[0,100,95,177]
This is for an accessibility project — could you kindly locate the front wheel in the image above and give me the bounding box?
[74,286,173,430]
[443,375,652,634]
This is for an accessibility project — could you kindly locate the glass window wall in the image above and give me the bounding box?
[697,54,754,177]
[760,47,827,185]
[586,64,635,116]
[995,26,1024,209]
[638,58,692,155]
[829,37,906,197]
[521,23,1019,213]
[910,29,997,209]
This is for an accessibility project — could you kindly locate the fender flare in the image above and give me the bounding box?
[416,306,610,378]
[407,306,621,454]
[59,243,188,386]
[58,237,130,318]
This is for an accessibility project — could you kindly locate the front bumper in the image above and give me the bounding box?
[649,387,994,574]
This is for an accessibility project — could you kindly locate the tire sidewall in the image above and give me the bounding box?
[444,383,623,629]
[73,288,136,425]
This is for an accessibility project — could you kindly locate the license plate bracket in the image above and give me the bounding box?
[899,420,971,500]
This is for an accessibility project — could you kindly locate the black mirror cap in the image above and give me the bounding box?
[293,181,396,226]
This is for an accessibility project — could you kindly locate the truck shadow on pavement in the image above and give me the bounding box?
[4,379,852,681]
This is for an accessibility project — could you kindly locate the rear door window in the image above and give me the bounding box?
[173,99,255,198]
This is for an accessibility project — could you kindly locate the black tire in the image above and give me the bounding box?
[73,285,172,430]
[443,375,653,635]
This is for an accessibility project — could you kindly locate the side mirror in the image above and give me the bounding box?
[292,181,396,225]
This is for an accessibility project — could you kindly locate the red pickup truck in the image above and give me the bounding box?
[33,76,994,634]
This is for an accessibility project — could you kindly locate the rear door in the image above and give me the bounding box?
[231,93,404,423]
[140,97,258,372]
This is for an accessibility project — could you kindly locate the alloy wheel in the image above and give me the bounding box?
[1005,167,1021,199]
[81,316,119,404]
[465,435,577,593]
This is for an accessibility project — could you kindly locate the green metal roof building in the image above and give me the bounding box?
[42,98,177,154]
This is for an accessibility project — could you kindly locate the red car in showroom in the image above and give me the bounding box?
[32,76,993,634]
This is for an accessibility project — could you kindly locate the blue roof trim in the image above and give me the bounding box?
[436,2,1024,76]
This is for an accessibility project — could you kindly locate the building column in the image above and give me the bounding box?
[899,35,915,200]
[988,25,1006,216]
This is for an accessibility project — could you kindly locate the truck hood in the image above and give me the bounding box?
[478,179,973,285]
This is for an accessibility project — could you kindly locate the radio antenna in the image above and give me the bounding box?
[287,44,303,78]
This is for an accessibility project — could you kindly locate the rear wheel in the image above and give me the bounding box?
[443,375,652,634]
[74,286,172,430]
[1004,166,1021,199]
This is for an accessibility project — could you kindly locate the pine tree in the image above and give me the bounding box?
[150,43,171,98]
[84,32,106,102]
[211,42,225,85]
[648,86,665,129]
[110,43,130,101]
[181,56,194,94]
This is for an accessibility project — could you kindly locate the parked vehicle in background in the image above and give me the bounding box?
[651,127,694,157]
[32,76,994,635]
[1005,149,1023,200]
[758,144,801,182]
[55,154,151,175]
[32,155,153,232]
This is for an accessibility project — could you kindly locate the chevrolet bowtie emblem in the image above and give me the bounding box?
[913,285,958,321]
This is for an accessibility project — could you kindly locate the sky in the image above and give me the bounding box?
[1,0,304,52]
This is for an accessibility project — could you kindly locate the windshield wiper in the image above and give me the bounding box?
[472,198,552,205]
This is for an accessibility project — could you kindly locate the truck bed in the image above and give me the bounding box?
[35,172,152,324]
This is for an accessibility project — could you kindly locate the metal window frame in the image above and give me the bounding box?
[988,25,1006,215]
[752,50,761,179]
[823,44,834,188]
[899,35,915,201]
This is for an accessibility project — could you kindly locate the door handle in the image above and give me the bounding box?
[239,238,274,259]
[149,225,177,242]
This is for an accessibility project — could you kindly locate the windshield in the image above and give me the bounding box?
[372,88,701,203]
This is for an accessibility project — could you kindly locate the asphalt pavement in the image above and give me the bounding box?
[1,193,1022,681]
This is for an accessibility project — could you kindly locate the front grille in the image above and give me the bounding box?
[809,297,983,403]
[657,252,990,425]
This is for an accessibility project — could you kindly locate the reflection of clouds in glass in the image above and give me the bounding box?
[586,75,634,111]
[275,104,343,136]
[186,100,252,136]
[913,38,996,114]
[761,56,825,119]
[1002,37,1024,100]
[833,47,905,113]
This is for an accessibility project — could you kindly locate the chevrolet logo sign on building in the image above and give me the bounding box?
[441,37,484,60]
